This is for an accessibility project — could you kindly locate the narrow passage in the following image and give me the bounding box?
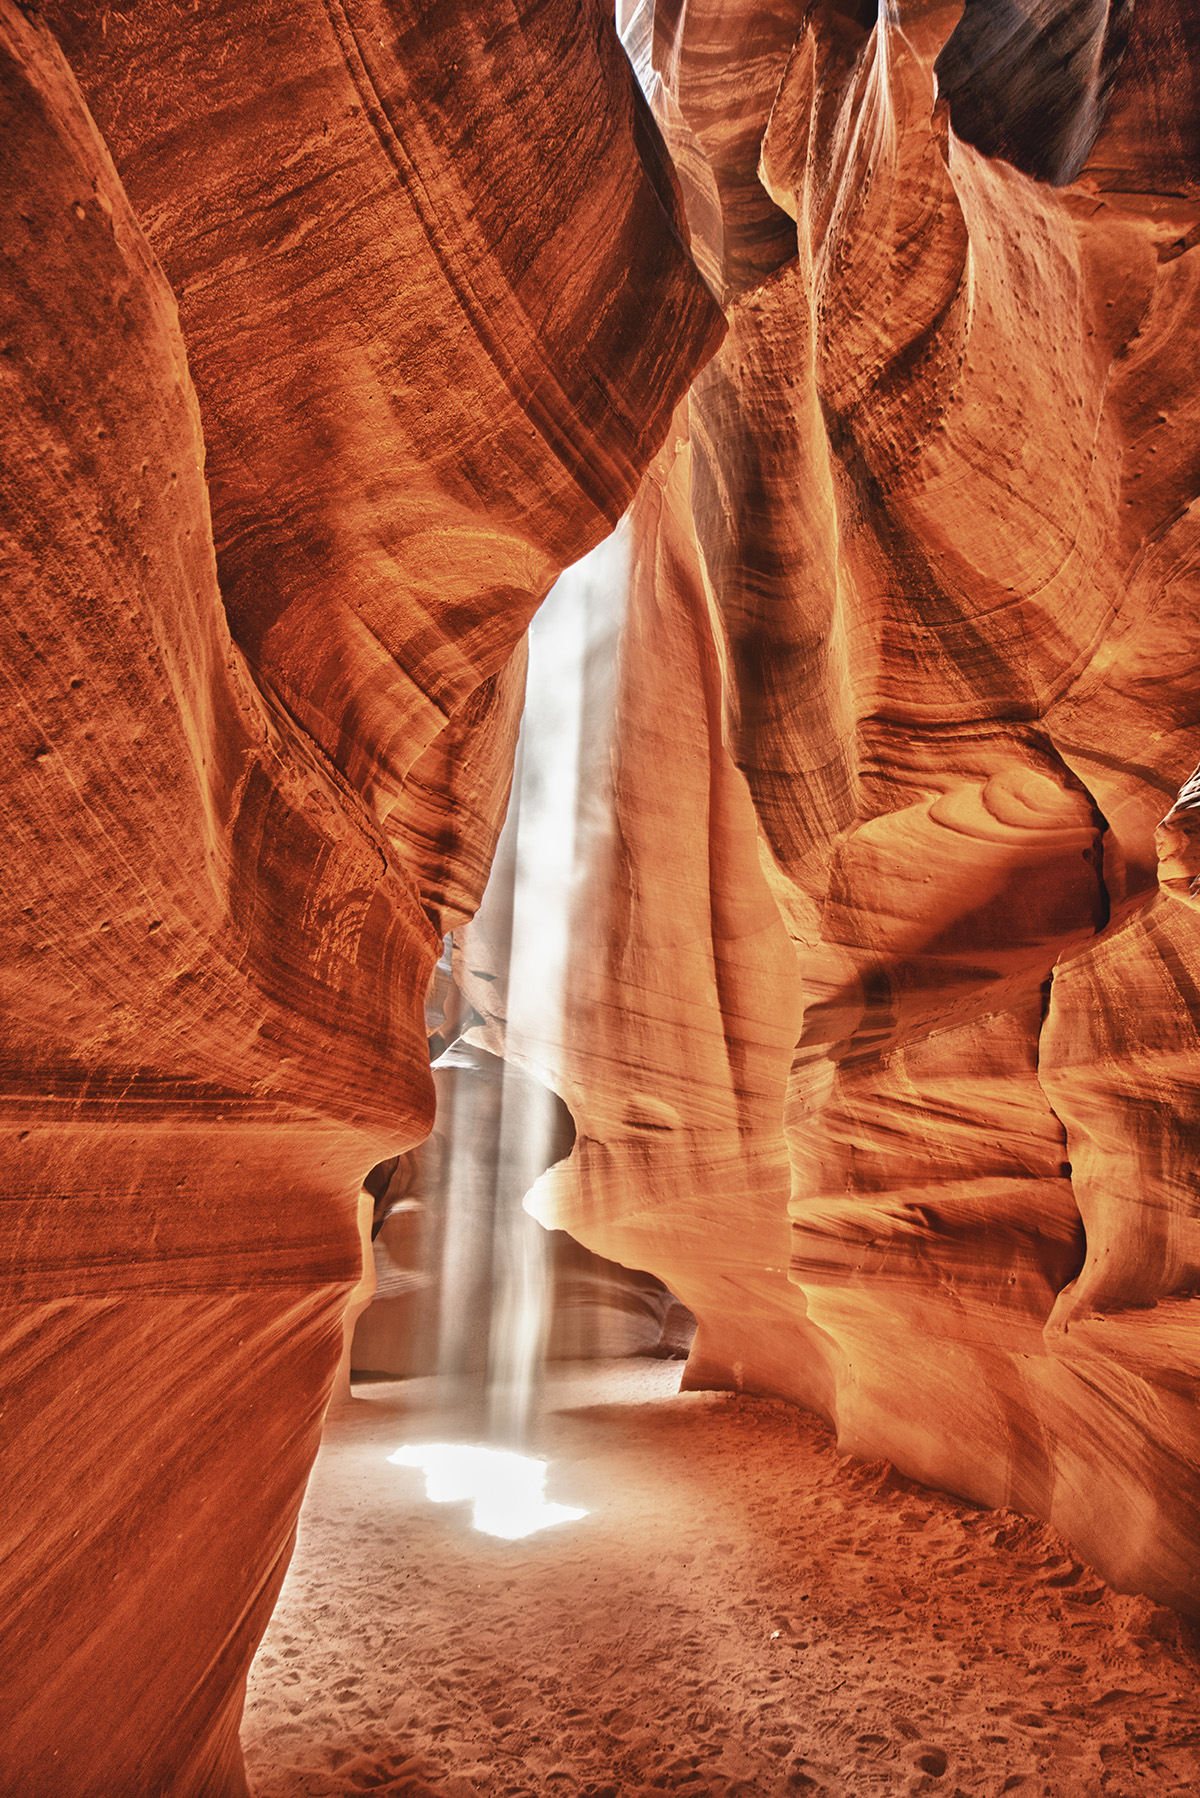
[243,1361,1200,1798]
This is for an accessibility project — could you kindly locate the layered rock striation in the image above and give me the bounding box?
[533,0,1200,1615]
[0,4,721,1791]
[5,0,1200,1788]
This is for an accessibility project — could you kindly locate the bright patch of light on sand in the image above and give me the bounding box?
[388,1444,587,1540]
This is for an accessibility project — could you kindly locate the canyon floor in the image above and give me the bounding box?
[242,1360,1200,1798]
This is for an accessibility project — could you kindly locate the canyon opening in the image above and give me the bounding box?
[3,1,1200,1796]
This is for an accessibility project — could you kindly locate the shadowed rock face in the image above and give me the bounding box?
[0,3,721,1790]
[524,0,1200,1615]
[935,0,1134,186]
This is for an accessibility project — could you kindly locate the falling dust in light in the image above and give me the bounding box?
[432,522,630,1442]
[387,534,628,1536]
[387,1443,588,1540]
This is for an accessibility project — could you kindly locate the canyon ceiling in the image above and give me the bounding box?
[2,1,1199,1794]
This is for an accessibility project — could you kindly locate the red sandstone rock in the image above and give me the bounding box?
[6,0,1200,1786]
[533,0,1200,1617]
[0,4,721,1790]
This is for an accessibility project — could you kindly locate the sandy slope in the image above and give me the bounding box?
[242,1362,1200,1797]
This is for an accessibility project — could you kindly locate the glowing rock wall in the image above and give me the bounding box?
[0,4,721,1790]
[537,0,1200,1615]
[6,0,1200,1786]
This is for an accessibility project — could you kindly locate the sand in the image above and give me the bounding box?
[242,1361,1200,1797]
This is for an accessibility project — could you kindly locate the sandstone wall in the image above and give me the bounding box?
[535,0,1200,1615]
[0,5,721,1790]
[7,1,1200,1788]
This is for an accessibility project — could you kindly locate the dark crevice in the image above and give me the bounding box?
[829,0,880,28]
[935,0,1134,186]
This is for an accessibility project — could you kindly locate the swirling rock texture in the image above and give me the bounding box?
[7,0,1200,1783]
[0,2,721,1792]
[529,0,1200,1620]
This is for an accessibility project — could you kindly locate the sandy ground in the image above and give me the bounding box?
[242,1361,1200,1798]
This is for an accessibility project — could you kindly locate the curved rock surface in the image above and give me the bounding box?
[0,4,721,1791]
[533,0,1200,1616]
[6,0,1200,1785]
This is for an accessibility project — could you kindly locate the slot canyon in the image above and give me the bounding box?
[3,0,1200,1794]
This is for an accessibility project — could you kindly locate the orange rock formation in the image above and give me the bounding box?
[528,0,1200,1620]
[0,3,719,1790]
[4,0,1200,1789]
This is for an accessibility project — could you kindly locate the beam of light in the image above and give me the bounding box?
[433,524,630,1439]
[387,1444,587,1540]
